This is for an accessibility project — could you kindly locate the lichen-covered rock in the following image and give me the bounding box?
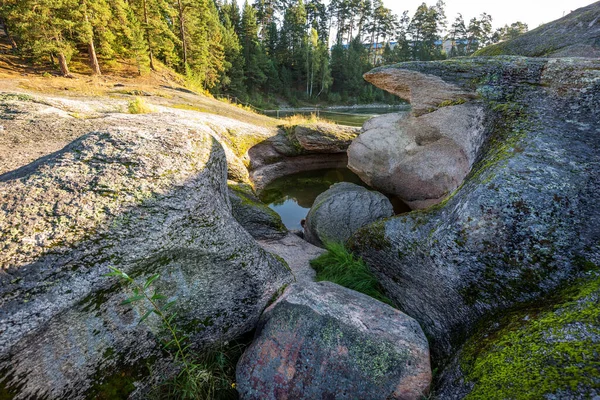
[350,57,600,364]
[0,112,293,399]
[474,1,600,58]
[304,182,394,247]
[294,122,360,153]
[437,273,600,399]
[347,102,485,209]
[228,181,287,240]
[236,281,432,400]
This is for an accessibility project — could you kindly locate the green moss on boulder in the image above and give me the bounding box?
[453,273,600,399]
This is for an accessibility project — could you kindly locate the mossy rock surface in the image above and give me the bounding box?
[437,273,600,399]
[228,181,287,240]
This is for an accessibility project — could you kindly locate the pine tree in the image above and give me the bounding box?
[447,13,467,57]
[0,0,18,51]
[240,1,268,90]
[8,0,81,76]
[216,10,246,96]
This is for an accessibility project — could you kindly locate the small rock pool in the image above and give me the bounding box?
[258,168,410,230]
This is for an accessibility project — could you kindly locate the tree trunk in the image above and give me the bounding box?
[0,17,17,51]
[58,52,72,77]
[88,40,101,75]
[142,0,155,71]
[374,33,379,65]
[370,25,376,65]
[177,0,187,68]
[84,13,101,75]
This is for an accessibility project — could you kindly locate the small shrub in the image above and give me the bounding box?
[107,267,246,400]
[128,97,153,114]
[310,242,394,306]
[154,342,245,400]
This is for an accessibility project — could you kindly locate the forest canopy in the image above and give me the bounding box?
[0,0,527,106]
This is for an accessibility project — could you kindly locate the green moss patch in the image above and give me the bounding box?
[310,242,393,306]
[460,274,600,399]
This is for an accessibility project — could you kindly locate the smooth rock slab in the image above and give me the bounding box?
[294,123,360,153]
[304,182,394,246]
[236,282,432,400]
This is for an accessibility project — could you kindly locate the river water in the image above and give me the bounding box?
[258,106,411,230]
[263,105,410,127]
[259,169,410,231]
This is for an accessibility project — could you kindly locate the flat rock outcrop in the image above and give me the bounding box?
[0,92,278,184]
[0,106,293,398]
[304,182,394,247]
[258,233,324,284]
[475,1,600,58]
[349,56,600,368]
[236,281,432,400]
[294,122,360,153]
[248,122,360,191]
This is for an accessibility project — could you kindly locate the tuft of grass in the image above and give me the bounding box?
[127,97,153,114]
[280,113,335,128]
[310,242,394,306]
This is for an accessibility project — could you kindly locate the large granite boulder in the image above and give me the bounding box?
[348,101,485,208]
[349,57,600,367]
[248,122,360,191]
[236,282,432,400]
[0,109,293,398]
[304,182,394,247]
[474,1,600,58]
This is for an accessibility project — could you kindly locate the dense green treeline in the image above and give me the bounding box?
[0,0,527,106]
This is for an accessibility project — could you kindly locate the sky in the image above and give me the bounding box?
[235,0,596,31]
[386,0,596,30]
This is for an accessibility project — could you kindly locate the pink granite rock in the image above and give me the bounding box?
[236,282,431,400]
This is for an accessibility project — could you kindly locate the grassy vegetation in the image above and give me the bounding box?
[150,342,245,400]
[127,97,153,114]
[280,113,335,129]
[310,242,394,306]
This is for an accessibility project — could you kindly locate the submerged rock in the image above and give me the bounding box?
[304,182,394,247]
[474,1,600,58]
[350,57,600,365]
[236,281,432,400]
[0,110,293,399]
